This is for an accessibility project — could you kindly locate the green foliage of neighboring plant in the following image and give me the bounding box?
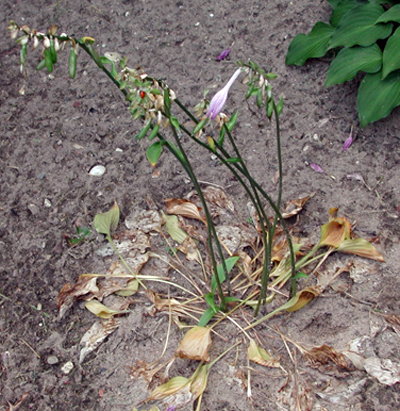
[286,0,400,127]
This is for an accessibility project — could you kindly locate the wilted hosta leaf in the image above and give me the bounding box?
[146,376,191,401]
[202,186,235,214]
[94,200,120,238]
[282,192,316,219]
[319,218,351,247]
[247,339,281,368]
[189,363,211,400]
[175,326,212,362]
[337,238,384,261]
[165,198,206,224]
[57,275,99,319]
[216,225,242,254]
[79,317,121,363]
[84,300,126,318]
[282,286,322,313]
[162,212,188,244]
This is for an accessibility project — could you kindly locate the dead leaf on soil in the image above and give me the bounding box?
[247,339,281,368]
[175,326,212,362]
[165,198,206,224]
[177,236,200,262]
[79,317,121,363]
[316,378,368,404]
[299,344,353,370]
[125,209,163,233]
[283,286,322,313]
[202,186,235,214]
[363,357,400,385]
[57,275,99,319]
[216,225,242,254]
[282,192,316,219]
[277,372,314,411]
[113,229,151,255]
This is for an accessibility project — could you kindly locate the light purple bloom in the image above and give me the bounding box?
[343,127,354,151]
[310,163,324,173]
[206,68,242,120]
[166,407,177,411]
[216,48,230,61]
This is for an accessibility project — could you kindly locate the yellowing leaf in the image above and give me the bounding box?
[162,212,187,244]
[114,278,139,296]
[247,339,281,368]
[319,219,351,247]
[176,326,212,362]
[84,300,124,318]
[189,363,211,400]
[337,238,385,262]
[94,200,120,238]
[147,376,190,401]
[165,198,206,224]
[283,286,322,312]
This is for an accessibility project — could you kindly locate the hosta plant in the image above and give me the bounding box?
[286,0,400,127]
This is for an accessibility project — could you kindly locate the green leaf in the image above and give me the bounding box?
[329,3,392,49]
[164,88,171,115]
[146,141,164,167]
[198,307,216,327]
[358,69,400,127]
[226,157,241,163]
[375,4,400,24]
[193,118,207,134]
[382,27,400,79]
[93,201,120,238]
[148,124,160,141]
[218,127,225,146]
[286,22,334,66]
[136,120,152,140]
[226,110,238,131]
[256,87,263,108]
[326,0,341,8]
[329,0,359,28]
[49,39,57,64]
[36,59,46,71]
[20,43,27,68]
[211,256,240,293]
[276,95,284,116]
[170,116,180,131]
[204,292,218,313]
[44,49,53,73]
[68,47,77,79]
[325,44,382,86]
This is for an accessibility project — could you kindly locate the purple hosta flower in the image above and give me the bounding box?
[206,68,242,120]
[310,163,324,173]
[216,48,230,61]
[343,126,354,151]
[166,407,177,411]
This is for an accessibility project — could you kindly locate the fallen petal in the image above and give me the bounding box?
[310,163,324,173]
[216,48,230,61]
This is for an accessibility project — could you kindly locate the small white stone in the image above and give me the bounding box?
[115,148,123,152]
[61,361,74,375]
[44,199,52,208]
[89,165,106,176]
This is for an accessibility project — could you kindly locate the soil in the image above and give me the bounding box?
[1,0,400,410]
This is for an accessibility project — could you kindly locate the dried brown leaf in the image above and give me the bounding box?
[282,192,316,219]
[79,317,121,363]
[177,236,200,262]
[165,198,206,224]
[146,289,181,312]
[124,209,162,233]
[57,275,98,319]
[301,344,353,370]
[175,326,212,362]
[202,186,235,213]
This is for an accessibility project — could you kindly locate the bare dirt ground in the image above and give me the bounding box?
[1,0,400,410]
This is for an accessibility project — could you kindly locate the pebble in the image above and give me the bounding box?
[61,361,74,375]
[47,355,59,365]
[44,199,52,208]
[89,165,106,176]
